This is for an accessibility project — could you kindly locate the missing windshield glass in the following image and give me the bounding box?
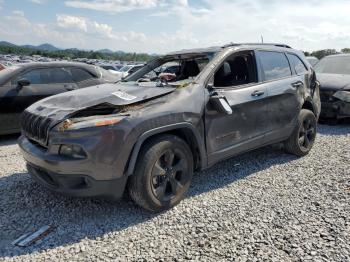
[124,52,216,86]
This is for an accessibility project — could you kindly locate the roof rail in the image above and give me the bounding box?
[222,43,292,49]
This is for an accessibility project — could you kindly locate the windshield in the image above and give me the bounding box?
[315,56,350,75]
[120,66,132,72]
[123,52,216,86]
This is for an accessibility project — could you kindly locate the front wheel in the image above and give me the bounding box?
[128,135,193,212]
[284,109,317,157]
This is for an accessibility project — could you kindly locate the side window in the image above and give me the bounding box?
[214,52,257,88]
[287,53,308,75]
[18,68,73,84]
[258,51,291,81]
[17,69,42,84]
[70,68,95,82]
[48,68,73,84]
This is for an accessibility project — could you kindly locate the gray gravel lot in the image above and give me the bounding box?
[0,124,349,261]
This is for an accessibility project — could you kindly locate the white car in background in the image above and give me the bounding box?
[99,64,124,74]
[114,64,144,79]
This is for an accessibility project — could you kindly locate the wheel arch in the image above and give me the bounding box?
[125,123,207,176]
[302,99,315,115]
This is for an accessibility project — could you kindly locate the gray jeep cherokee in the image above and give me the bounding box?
[19,43,321,211]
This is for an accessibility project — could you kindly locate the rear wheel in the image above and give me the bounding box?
[284,109,317,156]
[128,135,193,212]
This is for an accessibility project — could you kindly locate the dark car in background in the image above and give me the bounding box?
[315,54,350,119]
[19,43,321,211]
[0,62,119,135]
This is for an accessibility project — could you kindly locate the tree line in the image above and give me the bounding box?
[304,48,350,59]
[1,44,350,61]
[0,45,156,62]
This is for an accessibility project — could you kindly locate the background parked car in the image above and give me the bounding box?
[114,64,144,79]
[306,56,319,67]
[99,64,124,74]
[314,54,350,120]
[0,62,119,135]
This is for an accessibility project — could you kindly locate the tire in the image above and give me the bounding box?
[284,109,317,157]
[128,135,193,212]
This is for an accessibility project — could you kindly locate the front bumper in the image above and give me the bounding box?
[320,100,350,119]
[19,134,130,199]
[27,164,127,199]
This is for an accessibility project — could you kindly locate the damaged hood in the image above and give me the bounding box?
[27,82,175,119]
[317,73,350,91]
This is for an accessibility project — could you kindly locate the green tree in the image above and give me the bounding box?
[341,48,350,53]
[310,49,338,59]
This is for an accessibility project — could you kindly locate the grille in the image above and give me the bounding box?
[320,91,335,102]
[21,111,53,146]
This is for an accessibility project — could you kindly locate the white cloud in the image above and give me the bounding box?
[65,0,160,13]
[56,14,146,42]
[0,11,148,51]
[28,0,46,4]
[57,14,88,32]
[154,0,350,52]
[1,1,350,53]
[177,0,188,7]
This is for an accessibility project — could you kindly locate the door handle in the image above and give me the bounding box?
[251,90,265,97]
[64,84,75,91]
[291,81,303,89]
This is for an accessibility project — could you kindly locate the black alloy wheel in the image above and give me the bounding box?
[284,109,317,157]
[150,148,189,202]
[128,135,193,212]
[298,118,316,151]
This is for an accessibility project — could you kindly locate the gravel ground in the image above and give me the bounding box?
[0,124,349,261]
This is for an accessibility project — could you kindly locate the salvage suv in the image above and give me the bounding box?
[19,43,321,211]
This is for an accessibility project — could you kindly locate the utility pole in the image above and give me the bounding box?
[261,35,264,43]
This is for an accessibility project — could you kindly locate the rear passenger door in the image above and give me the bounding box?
[69,67,100,88]
[256,50,300,139]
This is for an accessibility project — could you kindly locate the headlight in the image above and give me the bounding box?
[333,91,350,103]
[59,144,87,159]
[59,116,125,131]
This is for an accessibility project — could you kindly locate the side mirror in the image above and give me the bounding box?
[207,83,214,92]
[17,78,30,88]
[210,94,233,115]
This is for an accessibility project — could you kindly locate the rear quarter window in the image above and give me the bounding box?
[70,68,95,82]
[258,51,292,81]
[49,68,73,83]
[287,53,308,75]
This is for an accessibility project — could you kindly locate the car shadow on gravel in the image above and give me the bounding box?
[318,120,350,136]
[0,134,20,146]
[0,144,297,258]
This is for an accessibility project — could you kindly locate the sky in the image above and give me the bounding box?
[0,0,349,54]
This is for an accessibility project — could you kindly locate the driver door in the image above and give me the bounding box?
[205,51,270,165]
[3,67,77,132]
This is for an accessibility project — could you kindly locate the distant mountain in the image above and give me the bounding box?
[37,43,60,51]
[21,44,37,49]
[0,41,17,47]
[0,40,157,62]
[98,49,114,54]
[0,41,60,51]
[22,43,60,51]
